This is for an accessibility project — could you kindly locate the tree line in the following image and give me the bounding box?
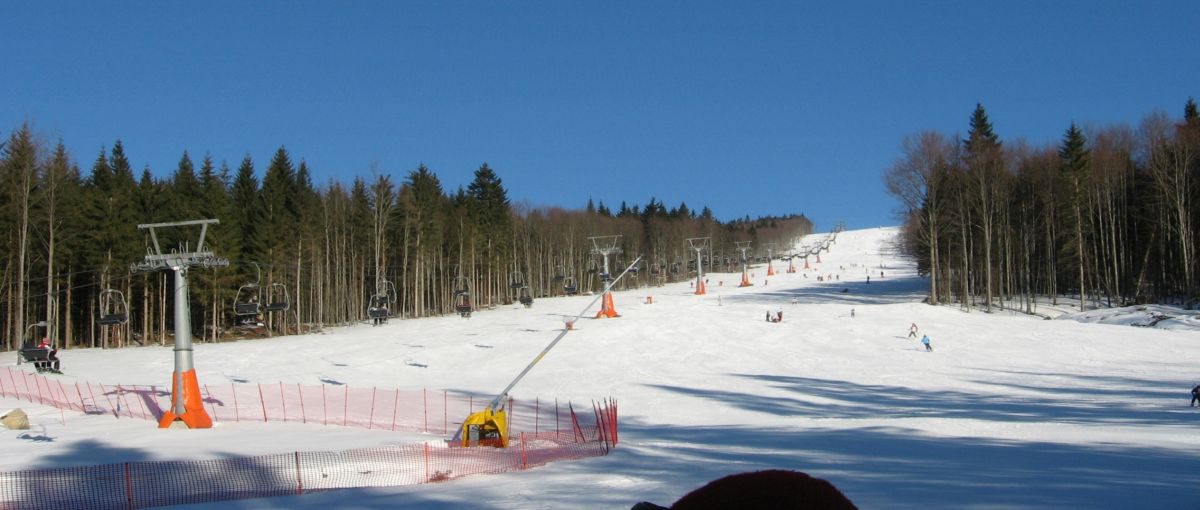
[886,99,1199,313]
[0,126,812,351]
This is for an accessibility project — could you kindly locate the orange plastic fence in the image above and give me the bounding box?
[0,367,619,509]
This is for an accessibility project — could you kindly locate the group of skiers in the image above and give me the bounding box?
[909,323,932,351]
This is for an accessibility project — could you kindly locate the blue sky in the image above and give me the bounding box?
[3,1,1197,229]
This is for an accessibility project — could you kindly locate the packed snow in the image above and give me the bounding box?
[3,226,1198,509]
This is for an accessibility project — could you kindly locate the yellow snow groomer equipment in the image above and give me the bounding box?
[457,256,642,448]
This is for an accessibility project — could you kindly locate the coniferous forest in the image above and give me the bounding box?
[886,99,1199,313]
[0,127,812,351]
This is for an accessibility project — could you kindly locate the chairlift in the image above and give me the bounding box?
[233,263,264,318]
[17,320,49,366]
[509,271,526,290]
[264,282,290,312]
[367,293,390,325]
[452,276,472,317]
[563,276,579,296]
[98,289,129,326]
[518,286,533,308]
[553,265,566,280]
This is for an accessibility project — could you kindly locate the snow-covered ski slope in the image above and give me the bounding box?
[4,226,1198,509]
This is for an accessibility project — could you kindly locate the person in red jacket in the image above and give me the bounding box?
[36,338,61,373]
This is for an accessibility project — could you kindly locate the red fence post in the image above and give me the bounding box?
[391,389,399,431]
[34,374,47,405]
[75,382,87,413]
[322,384,328,426]
[423,389,428,433]
[520,432,528,469]
[258,383,268,422]
[294,451,304,495]
[232,383,240,422]
[6,369,18,399]
[424,442,430,482]
[124,462,134,510]
[279,382,287,422]
[343,385,349,427]
[298,384,307,424]
[368,387,377,430]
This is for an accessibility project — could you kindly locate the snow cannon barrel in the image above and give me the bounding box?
[461,408,508,448]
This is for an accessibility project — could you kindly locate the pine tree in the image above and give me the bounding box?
[1059,122,1090,311]
[230,155,263,271]
[1,125,39,349]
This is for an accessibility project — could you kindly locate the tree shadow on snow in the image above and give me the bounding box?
[604,416,1198,510]
[719,274,928,307]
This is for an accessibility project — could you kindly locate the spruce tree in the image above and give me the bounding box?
[1059,123,1090,311]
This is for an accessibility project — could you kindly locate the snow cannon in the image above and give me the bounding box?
[456,256,643,449]
[460,407,508,448]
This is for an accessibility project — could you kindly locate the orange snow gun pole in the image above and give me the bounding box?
[458,256,642,447]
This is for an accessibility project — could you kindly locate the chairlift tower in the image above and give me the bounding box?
[588,235,622,318]
[131,219,228,429]
[765,243,777,276]
[686,237,710,295]
[735,241,754,287]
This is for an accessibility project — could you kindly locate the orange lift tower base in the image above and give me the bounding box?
[589,235,624,318]
[132,219,228,429]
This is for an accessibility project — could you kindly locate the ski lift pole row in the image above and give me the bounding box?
[485,255,642,413]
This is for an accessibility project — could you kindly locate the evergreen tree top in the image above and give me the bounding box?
[964,103,1001,151]
[1185,97,1198,122]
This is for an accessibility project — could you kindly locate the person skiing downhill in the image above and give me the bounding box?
[1191,384,1200,407]
[908,323,918,338]
[921,334,932,352]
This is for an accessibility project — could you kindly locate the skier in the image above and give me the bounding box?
[850,308,855,318]
[908,323,919,338]
[921,334,933,352]
[766,310,772,322]
[1192,384,1200,407]
[776,309,783,322]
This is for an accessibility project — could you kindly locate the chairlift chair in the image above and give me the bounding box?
[17,320,49,366]
[452,276,473,317]
[233,283,262,317]
[98,289,130,326]
[509,271,525,290]
[368,293,390,325]
[563,276,579,296]
[264,282,290,312]
[234,263,265,319]
[518,287,533,308]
